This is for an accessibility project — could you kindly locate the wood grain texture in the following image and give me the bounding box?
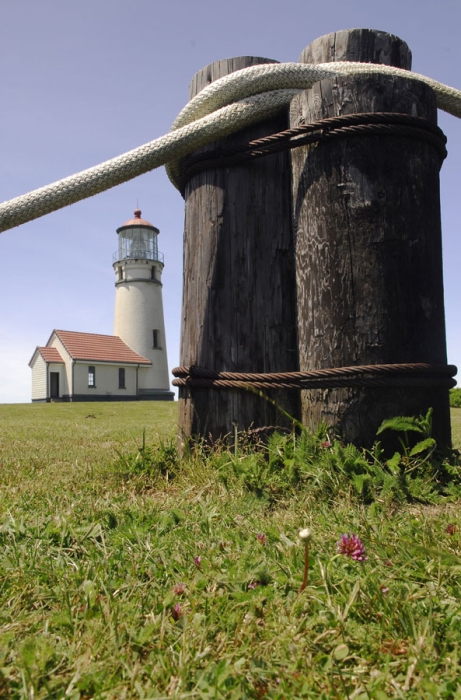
[178,57,300,445]
[290,29,451,448]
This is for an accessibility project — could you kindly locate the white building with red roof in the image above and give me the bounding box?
[29,211,174,402]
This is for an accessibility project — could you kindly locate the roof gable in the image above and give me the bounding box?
[49,330,151,365]
[29,346,65,367]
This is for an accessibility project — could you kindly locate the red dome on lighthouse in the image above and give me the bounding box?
[119,209,156,229]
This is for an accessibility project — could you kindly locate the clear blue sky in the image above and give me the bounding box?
[1,0,460,403]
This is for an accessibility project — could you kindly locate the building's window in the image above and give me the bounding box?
[151,266,156,280]
[153,329,160,348]
[119,368,126,389]
[88,366,96,387]
[119,267,124,281]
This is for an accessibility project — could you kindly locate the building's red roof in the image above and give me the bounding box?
[33,346,65,364]
[51,330,151,365]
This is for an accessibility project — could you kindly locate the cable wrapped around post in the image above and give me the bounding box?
[178,113,447,194]
[172,363,457,391]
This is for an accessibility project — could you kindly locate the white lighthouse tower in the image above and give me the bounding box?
[113,209,174,400]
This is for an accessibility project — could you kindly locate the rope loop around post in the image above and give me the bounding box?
[0,61,460,233]
[172,363,458,391]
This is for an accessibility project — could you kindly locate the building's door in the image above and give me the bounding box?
[50,372,59,398]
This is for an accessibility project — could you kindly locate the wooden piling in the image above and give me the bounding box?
[178,57,300,446]
[290,29,452,448]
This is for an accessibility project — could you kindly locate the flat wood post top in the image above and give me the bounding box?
[298,28,411,68]
[188,56,279,99]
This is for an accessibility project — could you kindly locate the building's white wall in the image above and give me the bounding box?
[73,362,138,397]
[31,354,47,400]
[114,259,170,391]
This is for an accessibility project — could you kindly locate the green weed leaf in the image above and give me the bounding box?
[377,416,425,435]
[409,438,436,457]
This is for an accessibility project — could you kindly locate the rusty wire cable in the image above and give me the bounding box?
[172,363,457,391]
[179,113,447,192]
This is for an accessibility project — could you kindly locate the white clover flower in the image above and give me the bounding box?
[299,527,312,543]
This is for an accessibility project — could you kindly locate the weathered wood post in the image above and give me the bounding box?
[177,57,299,446]
[290,29,453,448]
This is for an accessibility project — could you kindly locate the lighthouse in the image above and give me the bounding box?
[113,209,174,400]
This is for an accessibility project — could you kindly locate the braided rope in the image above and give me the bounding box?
[0,89,298,234]
[0,62,460,233]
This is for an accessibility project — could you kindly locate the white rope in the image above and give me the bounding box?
[0,61,460,234]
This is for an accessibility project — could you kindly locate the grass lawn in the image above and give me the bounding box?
[1,402,461,699]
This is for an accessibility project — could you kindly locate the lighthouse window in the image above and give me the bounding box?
[151,266,156,280]
[118,368,126,389]
[88,366,96,388]
[153,329,160,348]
